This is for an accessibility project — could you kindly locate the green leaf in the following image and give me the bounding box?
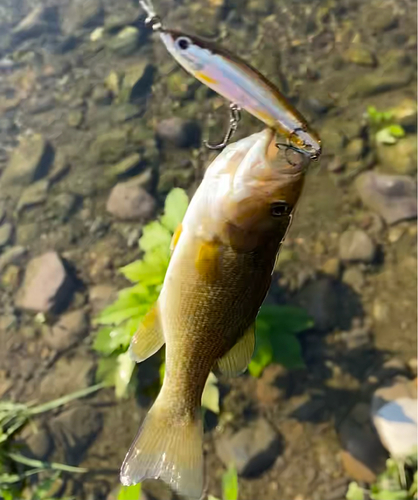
[117,483,142,500]
[346,482,365,500]
[93,324,133,354]
[120,250,169,286]
[115,352,136,399]
[376,128,397,145]
[248,329,273,378]
[270,334,305,369]
[139,221,172,254]
[160,188,189,232]
[201,372,220,414]
[208,496,221,500]
[95,287,150,326]
[222,465,239,500]
[95,357,118,386]
[387,124,405,138]
[257,305,313,335]
[370,491,408,500]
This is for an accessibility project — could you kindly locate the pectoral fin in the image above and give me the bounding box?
[129,305,165,363]
[215,324,255,377]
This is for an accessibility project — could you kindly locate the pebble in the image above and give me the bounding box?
[106,26,140,56]
[355,172,417,225]
[89,128,130,164]
[0,222,13,248]
[346,68,413,98]
[321,258,341,278]
[43,310,89,352]
[120,61,154,102]
[15,251,75,313]
[156,118,201,149]
[339,230,376,263]
[89,284,118,314]
[61,0,104,34]
[0,245,27,272]
[345,45,376,66]
[106,181,156,221]
[256,364,289,404]
[338,403,388,483]
[391,98,417,131]
[215,418,281,476]
[91,85,113,105]
[51,193,79,221]
[17,179,49,213]
[12,5,58,41]
[107,153,142,179]
[67,109,84,128]
[371,378,417,459]
[1,134,53,187]
[376,135,417,175]
[49,151,70,183]
[25,427,54,461]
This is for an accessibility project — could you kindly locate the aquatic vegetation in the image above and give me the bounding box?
[366,106,406,145]
[346,453,417,500]
[94,187,311,401]
[0,385,102,499]
[116,482,142,500]
[208,464,239,500]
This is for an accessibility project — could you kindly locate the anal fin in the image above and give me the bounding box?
[215,323,255,377]
[129,305,164,363]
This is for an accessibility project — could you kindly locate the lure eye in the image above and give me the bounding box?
[270,201,291,217]
[176,36,191,50]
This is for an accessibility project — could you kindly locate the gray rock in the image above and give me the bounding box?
[43,310,89,352]
[0,222,13,248]
[51,193,79,221]
[67,109,84,128]
[89,128,130,164]
[355,172,417,225]
[120,61,154,103]
[39,356,95,402]
[26,96,56,115]
[12,5,59,40]
[365,5,398,33]
[342,267,366,293]
[339,230,376,263]
[106,181,156,221]
[377,136,417,175]
[49,151,70,183]
[215,418,281,476]
[61,0,104,34]
[91,86,113,105]
[50,405,102,462]
[17,179,49,213]
[1,134,53,187]
[106,26,140,56]
[15,251,74,313]
[156,118,201,149]
[0,245,27,272]
[25,427,54,461]
[106,153,142,179]
[346,68,413,98]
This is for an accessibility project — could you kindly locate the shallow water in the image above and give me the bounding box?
[0,0,416,499]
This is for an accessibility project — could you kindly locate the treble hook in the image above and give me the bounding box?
[204,103,241,150]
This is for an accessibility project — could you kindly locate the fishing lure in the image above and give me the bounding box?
[139,0,322,159]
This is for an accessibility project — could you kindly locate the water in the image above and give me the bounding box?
[0,0,416,499]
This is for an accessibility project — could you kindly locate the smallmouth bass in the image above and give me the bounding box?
[120,129,309,499]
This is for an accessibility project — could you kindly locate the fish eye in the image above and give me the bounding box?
[176,36,191,50]
[270,201,291,217]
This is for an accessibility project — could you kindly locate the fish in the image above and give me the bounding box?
[139,0,321,159]
[120,128,308,499]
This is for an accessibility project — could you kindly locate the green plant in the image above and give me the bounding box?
[0,385,102,499]
[94,188,311,404]
[366,106,406,145]
[208,464,239,500]
[346,453,417,500]
[117,483,142,500]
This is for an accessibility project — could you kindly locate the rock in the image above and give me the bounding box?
[335,318,372,350]
[156,118,201,148]
[0,222,13,248]
[292,278,340,332]
[49,151,70,183]
[89,128,130,164]
[372,378,417,459]
[339,230,376,263]
[346,68,413,98]
[0,246,27,272]
[12,5,59,41]
[408,359,417,377]
[51,193,79,221]
[157,166,194,194]
[39,356,95,402]
[0,202,5,224]
[256,365,289,404]
[377,136,417,175]
[67,109,84,128]
[43,310,89,352]
[1,134,53,187]
[61,0,104,34]
[27,96,56,115]
[89,284,117,314]
[104,70,121,97]
[25,427,54,461]
[106,26,140,56]
[321,258,341,278]
[355,172,417,225]
[15,251,74,313]
[215,418,281,476]
[17,180,49,213]
[365,5,398,33]
[106,181,156,221]
[344,139,364,162]
[374,358,410,381]
[342,267,366,293]
[50,405,102,462]
[107,153,142,179]
[338,403,387,483]
[345,45,376,66]
[391,98,417,131]
[120,61,154,103]
[91,86,113,105]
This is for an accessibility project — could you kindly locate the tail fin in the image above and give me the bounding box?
[120,402,204,500]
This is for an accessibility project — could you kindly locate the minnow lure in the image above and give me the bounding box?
[139,0,322,159]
